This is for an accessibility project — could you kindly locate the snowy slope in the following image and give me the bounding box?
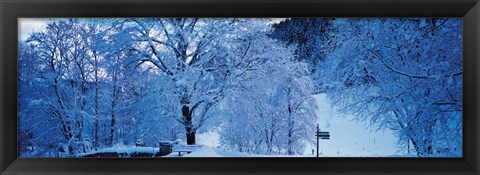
[303,94,399,157]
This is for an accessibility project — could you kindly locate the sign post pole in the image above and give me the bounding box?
[316,124,320,157]
[315,124,330,157]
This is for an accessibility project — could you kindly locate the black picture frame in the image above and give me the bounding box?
[1,0,479,174]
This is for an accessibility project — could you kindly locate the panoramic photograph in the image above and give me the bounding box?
[18,18,462,158]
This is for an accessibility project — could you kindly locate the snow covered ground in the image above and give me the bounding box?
[74,94,401,158]
[168,145,325,157]
[194,93,401,157]
[166,146,253,157]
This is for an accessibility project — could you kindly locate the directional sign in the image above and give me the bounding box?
[316,132,329,137]
[317,131,329,135]
[315,124,330,157]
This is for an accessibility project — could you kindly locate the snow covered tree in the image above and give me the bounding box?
[319,18,462,157]
[18,42,64,156]
[112,18,287,145]
[271,18,337,92]
[279,72,317,155]
[215,33,318,155]
[21,19,98,155]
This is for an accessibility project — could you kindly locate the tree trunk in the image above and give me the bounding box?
[68,144,74,155]
[287,93,294,155]
[186,131,196,145]
[410,136,433,157]
[94,53,99,148]
[182,103,196,145]
[410,138,423,157]
[110,71,118,147]
[110,99,117,146]
[287,131,293,155]
[110,102,116,147]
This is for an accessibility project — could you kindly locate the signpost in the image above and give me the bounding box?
[315,124,330,157]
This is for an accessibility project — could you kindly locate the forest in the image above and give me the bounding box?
[18,18,462,157]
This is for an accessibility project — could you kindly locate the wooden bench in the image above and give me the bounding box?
[172,145,201,156]
[172,149,193,156]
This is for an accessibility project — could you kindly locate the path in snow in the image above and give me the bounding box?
[303,94,399,157]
